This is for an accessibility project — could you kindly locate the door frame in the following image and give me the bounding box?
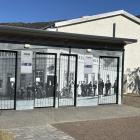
[58,53,78,107]
[0,50,18,110]
[34,52,57,108]
[98,56,120,105]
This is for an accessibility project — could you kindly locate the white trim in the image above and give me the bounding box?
[54,10,140,27]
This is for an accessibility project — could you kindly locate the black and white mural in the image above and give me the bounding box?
[0,51,16,109]
[0,43,123,109]
[124,67,140,94]
[71,49,121,106]
[98,57,118,104]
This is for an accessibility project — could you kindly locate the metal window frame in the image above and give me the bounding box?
[0,50,18,110]
[34,52,57,108]
[98,56,120,105]
[58,53,78,107]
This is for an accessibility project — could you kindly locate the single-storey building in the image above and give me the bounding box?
[47,10,140,94]
[0,25,136,110]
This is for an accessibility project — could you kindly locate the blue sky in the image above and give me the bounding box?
[0,0,139,22]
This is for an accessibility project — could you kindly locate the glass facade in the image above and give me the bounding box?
[0,43,123,110]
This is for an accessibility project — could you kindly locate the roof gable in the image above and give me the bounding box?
[55,10,140,28]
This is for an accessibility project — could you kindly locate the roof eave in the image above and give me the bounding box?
[0,25,137,47]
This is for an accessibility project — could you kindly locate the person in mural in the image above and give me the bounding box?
[77,81,81,96]
[108,80,111,95]
[138,78,140,94]
[68,81,72,97]
[98,80,101,95]
[45,82,49,97]
[81,81,84,96]
[101,80,104,95]
[10,81,15,98]
[71,80,75,98]
[105,80,111,96]
[27,83,33,100]
[18,86,26,99]
[84,82,88,96]
[85,83,88,96]
[126,68,140,94]
[88,81,92,96]
[134,73,139,94]
[32,82,36,98]
[19,87,24,99]
[48,80,54,97]
[113,79,118,94]
[93,81,97,96]
[81,81,88,97]
[36,82,43,98]
[98,79,104,95]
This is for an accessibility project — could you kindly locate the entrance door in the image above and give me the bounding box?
[34,53,57,108]
[58,54,78,107]
[0,50,17,109]
[98,56,119,104]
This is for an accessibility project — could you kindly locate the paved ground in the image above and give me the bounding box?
[6,125,75,140]
[0,105,140,139]
[1,105,140,129]
[123,94,140,108]
[54,116,140,140]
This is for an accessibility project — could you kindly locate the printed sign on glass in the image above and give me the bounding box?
[21,51,33,73]
[84,55,93,74]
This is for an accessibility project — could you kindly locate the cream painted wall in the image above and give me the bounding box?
[56,15,140,72]
[57,16,116,37]
[114,17,140,72]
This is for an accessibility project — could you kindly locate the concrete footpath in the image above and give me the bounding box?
[0,105,140,139]
[6,125,75,140]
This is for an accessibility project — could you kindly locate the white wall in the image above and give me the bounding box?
[55,15,139,72]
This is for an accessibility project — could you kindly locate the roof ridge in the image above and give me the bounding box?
[54,10,140,27]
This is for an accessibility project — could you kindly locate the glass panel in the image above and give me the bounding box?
[98,57,118,104]
[58,55,76,106]
[0,51,16,109]
[16,51,34,110]
[34,53,56,107]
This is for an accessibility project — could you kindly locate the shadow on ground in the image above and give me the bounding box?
[53,116,140,140]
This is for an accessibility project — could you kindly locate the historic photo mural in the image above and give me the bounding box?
[125,67,140,94]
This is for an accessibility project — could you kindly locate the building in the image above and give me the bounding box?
[0,25,136,110]
[47,10,140,93]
